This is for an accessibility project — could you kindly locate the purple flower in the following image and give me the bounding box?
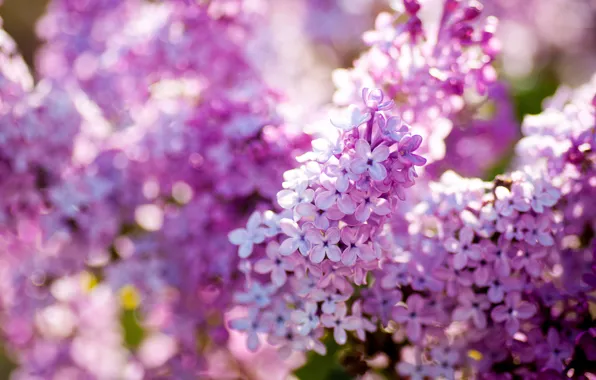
[494,185,530,217]
[228,211,266,258]
[352,189,391,223]
[491,292,537,335]
[314,179,356,214]
[445,226,481,269]
[254,241,295,287]
[392,294,433,342]
[279,219,312,256]
[452,290,490,328]
[340,226,375,266]
[326,155,359,192]
[538,328,572,370]
[510,244,547,278]
[292,302,319,335]
[234,282,276,308]
[277,182,315,211]
[306,228,342,263]
[321,302,360,344]
[330,104,371,132]
[350,139,390,181]
[351,300,376,341]
[229,309,268,352]
[396,135,426,166]
[517,214,555,247]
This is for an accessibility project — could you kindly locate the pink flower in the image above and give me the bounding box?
[350,139,390,181]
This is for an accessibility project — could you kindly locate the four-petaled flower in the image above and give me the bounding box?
[445,226,481,269]
[254,241,295,287]
[306,228,342,263]
[321,302,360,344]
[491,292,537,335]
[279,219,311,256]
[350,139,390,181]
[392,294,433,342]
[396,134,426,166]
[228,211,266,258]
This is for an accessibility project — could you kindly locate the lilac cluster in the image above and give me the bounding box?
[228,88,426,355]
[333,0,500,164]
[362,78,595,378]
[0,1,309,378]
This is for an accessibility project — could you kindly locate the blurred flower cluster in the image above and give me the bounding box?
[0,0,594,379]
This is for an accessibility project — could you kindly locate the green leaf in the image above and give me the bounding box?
[294,336,352,380]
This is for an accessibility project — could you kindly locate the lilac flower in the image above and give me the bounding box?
[396,348,430,380]
[491,293,537,335]
[377,114,408,142]
[278,219,311,256]
[517,214,555,247]
[292,302,319,335]
[295,202,345,230]
[321,302,360,345]
[340,226,375,266]
[396,135,427,166]
[254,241,295,287]
[311,288,351,315]
[276,182,315,211]
[494,185,530,216]
[538,329,573,370]
[228,309,268,352]
[326,155,360,192]
[363,286,402,326]
[430,346,459,379]
[391,294,433,342]
[453,291,490,329]
[351,301,376,341]
[306,227,342,263]
[510,245,547,278]
[445,226,481,269]
[528,180,559,213]
[228,211,267,258]
[350,139,390,181]
[234,282,275,309]
[330,105,371,132]
[314,179,356,214]
[353,189,391,223]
